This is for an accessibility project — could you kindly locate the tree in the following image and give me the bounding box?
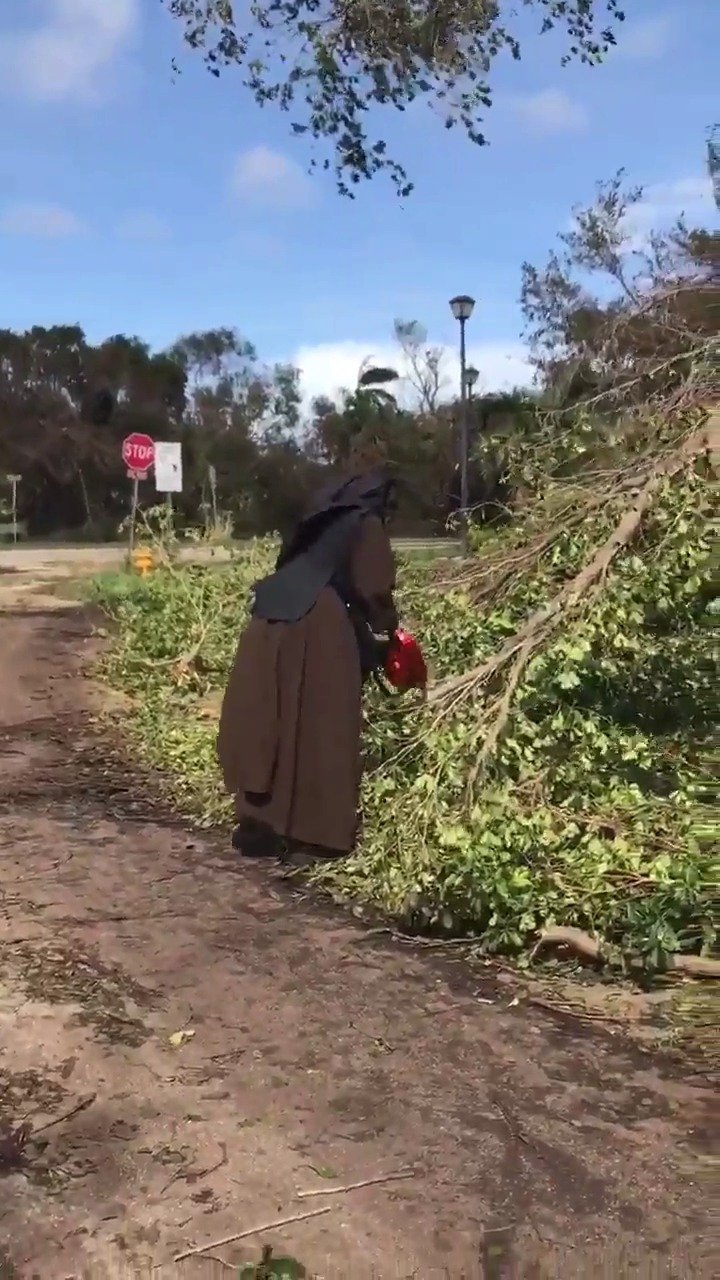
[165,1,624,195]
[0,327,184,535]
[307,386,396,468]
[394,319,445,413]
[0,325,104,530]
[166,328,305,531]
[520,172,718,414]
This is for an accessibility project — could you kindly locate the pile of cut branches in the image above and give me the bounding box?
[325,410,718,974]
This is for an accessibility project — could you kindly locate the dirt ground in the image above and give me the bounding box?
[0,582,715,1278]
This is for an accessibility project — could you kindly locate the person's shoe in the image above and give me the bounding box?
[231,824,279,858]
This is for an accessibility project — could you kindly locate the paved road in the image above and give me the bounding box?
[0,537,459,575]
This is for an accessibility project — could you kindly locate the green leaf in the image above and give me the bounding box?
[239,1248,307,1279]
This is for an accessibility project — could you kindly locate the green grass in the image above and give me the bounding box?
[83,569,153,606]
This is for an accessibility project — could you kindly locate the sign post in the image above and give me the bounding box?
[129,476,139,556]
[121,434,155,557]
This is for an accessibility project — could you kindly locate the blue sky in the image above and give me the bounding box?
[0,1,716,405]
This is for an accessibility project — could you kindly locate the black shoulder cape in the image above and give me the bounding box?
[251,470,394,624]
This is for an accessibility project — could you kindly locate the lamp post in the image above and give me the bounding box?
[708,124,719,210]
[449,294,476,555]
[465,368,480,454]
[8,474,21,543]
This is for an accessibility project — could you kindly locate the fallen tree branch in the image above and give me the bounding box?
[466,632,540,793]
[457,479,647,603]
[428,430,707,709]
[532,927,720,978]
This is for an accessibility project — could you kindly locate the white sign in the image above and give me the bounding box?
[154,441,183,494]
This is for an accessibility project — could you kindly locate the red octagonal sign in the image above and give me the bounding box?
[122,433,155,478]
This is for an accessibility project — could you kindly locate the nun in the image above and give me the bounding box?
[217,468,399,866]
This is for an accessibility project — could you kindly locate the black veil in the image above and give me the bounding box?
[275,470,396,569]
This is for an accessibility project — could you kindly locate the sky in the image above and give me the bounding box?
[0,0,717,410]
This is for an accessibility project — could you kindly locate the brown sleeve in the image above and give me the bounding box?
[349,515,399,635]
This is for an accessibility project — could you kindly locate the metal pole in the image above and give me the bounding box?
[459,316,469,556]
[128,476,139,558]
[11,477,18,544]
[209,464,218,529]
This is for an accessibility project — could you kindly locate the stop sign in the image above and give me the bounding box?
[122,433,155,478]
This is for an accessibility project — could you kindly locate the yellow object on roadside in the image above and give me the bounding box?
[132,546,155,577]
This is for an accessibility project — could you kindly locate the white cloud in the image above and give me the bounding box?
[507,89,587,135]
[623,175,715,247]
[232,146,314,210]
[0,0,138,103]
[615,15,673,60]
[291,339,533,410]
[0,201,84,237]
[116,212,170,242]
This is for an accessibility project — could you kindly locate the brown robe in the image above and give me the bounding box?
[217,515,398,853]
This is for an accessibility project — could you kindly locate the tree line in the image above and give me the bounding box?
[1,174,714,541]
[0,321,487,539]
[0,312,540,539]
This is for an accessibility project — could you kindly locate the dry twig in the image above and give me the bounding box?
[173,1206,332,1263]
[31,1092,96,1138]
[297,1169,415,1199]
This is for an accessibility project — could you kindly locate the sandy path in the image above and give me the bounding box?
[0,599,714,1278]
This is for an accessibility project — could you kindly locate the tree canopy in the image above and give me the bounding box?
[165,0,625,194]
[0,324,313,537]
[0,316,537,538]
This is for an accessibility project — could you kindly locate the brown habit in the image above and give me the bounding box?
[217,515,397,853]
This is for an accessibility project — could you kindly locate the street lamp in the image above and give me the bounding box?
[464,366,480,398]
[449,295,476,554]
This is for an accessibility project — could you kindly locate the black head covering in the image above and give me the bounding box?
[252,469,396,623]
[276,469,396,569]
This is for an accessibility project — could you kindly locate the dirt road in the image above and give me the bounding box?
[0,593,714,1277]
